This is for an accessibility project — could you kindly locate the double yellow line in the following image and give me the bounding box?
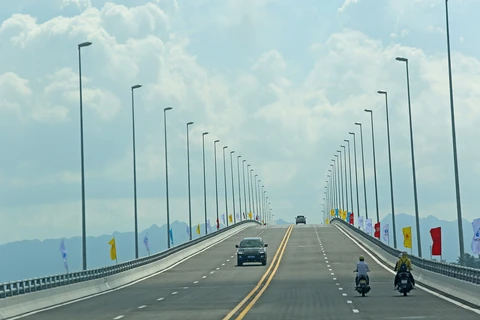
[223,225,294,320]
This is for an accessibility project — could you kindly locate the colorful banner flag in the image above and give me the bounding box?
[59,239,68,273]
[358,216,364,230]
[143,234,150,255]
[196,223,201,235]
[383,224,389,243]
[108,237,117,261]
[430,227,442,256]
[335,208,339,217]
[216,218,220,230]
[330,209,334,216]
[248,212,252,219]
[207,219,211,231]
[221,214,225,225]
[402,226,412,249]
[365,218,372,234]
[471,218,480,254]
[236,212,240,221]
[326,218,330,224]
[374,222,380,239]
[229,214,233,223]
[341,210,347,220]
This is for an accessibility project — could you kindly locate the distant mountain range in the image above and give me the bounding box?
[275,219,292,225]
[0,220,230,284]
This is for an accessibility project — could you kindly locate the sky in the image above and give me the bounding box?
[1,0,480,245]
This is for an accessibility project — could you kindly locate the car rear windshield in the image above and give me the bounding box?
[239,239,263,248]
[297,216,304,218]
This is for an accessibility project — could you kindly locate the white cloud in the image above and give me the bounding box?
[0,0,479,249]
[338,0,359,13]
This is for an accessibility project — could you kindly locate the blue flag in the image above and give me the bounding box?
[169,228,174,246]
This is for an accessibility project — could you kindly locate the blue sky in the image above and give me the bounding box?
[0,0,480,244]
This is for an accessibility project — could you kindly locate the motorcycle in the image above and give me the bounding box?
[396,272,413,296]
[354,270,371,297]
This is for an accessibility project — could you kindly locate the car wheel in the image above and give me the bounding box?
[237,259,243,266]
[262,259,267,266]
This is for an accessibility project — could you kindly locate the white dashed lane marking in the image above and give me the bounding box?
[157,298,164,301]
[138,305,146,309]
[113,316,124,320]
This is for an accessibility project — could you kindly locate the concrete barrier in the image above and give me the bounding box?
[332,220,480,308]
[0,221,259,319]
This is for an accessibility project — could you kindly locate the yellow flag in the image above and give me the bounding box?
[326,218,330,224]
[330,209,334,216]
[228,214,233,223]
[341,210,347,220]
[108,237,117,260]
[248,212,253,219]
[402,227,412,248]
[196,223,201,235]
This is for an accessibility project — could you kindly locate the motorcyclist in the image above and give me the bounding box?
[394,251,415,289]
[355,255,370,288]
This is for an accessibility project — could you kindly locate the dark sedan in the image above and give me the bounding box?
[236,237,268,266]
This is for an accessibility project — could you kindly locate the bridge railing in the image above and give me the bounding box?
[0,220,260,299]
[331,218,480,285]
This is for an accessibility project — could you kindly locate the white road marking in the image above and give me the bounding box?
[327,265,330,267]
[210,271,215,274]
[334,224,480,315]
[157,298,164,301]
[231,256,234,258]
[193,281,199,284]
[183,287,188,289]
[227,259,230,262]
[326,261,329,263]
[222,263,225,266]
[216,267,220,270]
[331,273,335,275]
[172,292,178,295]
[333,277,337,280]
[347,300,352,304]
[138,305,146,309]
[202,276,207,278]
[353,309,359,313]
[339,288,343,290]
[329,269,333,271]
[342,293,347,296]
[7,225,252,320]
[113,316,124,320]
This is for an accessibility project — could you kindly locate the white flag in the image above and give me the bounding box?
[383,224,389,242]
[358,216,364,230]
[472,218,480,254]
[365,219,372,234]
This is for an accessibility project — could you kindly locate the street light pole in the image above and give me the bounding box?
[377,91,397,248]
[202,132,209,234]
[186,122,194,240]
[247,164,252,217]
[349,133,360,219]
[341,145,348,213]
[396,56,422,256]
[230,151,236,223]
[78,41,92,271]
[355,122,369,220]
[237,156,243,221]
[444,0,463,262]
[214,140,220,229]
[242,160,247,219]
[337,150,344,211]
[131,84,142,258]
[163,107,173,248]
[364,110,380,223]
[344,139,354,215]
[223,146,229,226]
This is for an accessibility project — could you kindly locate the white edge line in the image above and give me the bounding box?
[8,225,252,320]
[334,224,480,315]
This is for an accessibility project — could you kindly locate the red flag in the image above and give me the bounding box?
[430,227,442,256]
[350,213,354,225]
[216,218,220,230]
[374,222,380,239]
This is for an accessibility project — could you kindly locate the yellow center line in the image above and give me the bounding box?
[222,225,293,320]
[235,224,293,319]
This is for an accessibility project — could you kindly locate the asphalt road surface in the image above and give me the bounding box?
[240,224,480,320]
[18,225,288,320]
[14,224,480,320]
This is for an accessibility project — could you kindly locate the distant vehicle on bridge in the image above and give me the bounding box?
[235,237,268,266]
[295,215,306,224]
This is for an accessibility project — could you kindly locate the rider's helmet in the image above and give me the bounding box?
[402,251,408,258]
[359,255,364,261]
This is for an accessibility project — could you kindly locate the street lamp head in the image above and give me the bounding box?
[132,84,142,90]
[214,139,220,143]
[202,132,209,136]
[223,146,228,149]
[187,121,194,126]
[396,57,408,62]
[243,159,246,163]
[344,139,349,142]
[364,109,372,113]
[231,150,235,154]
[78,41,92,48]
[349,132,354,135]
[377,90,387,95]
[355,122,361,126]
[334,154,338,157]
[341,145,345,148]
[337,150,341,153]
[164,107,173,111]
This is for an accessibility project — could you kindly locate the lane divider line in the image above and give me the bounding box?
[234,225,294,319]
[222,225,293,320]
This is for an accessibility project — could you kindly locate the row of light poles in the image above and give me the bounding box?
[77,43,272,270]
[323,0,464,261]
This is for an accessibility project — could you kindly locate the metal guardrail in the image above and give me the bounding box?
[0,220,261,299]
[331,218,480,285]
